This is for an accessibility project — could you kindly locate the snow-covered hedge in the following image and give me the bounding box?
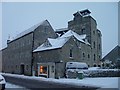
[83,69,120,77]
[66,69,120,78]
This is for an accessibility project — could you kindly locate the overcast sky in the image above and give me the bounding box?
[1,2,118,57]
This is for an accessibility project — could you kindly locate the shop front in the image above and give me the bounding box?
[37,62,55,78]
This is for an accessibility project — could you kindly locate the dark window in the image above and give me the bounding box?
[93,30,95,35]
[16,65,18,69]
[99,44,101,50]
[70,49,73,57]
[26,65,29,70]
[93,41,95,48]
[83,53,85,58]
[88,54,90,58]
[81,28,85,34]
[94,54,95,60]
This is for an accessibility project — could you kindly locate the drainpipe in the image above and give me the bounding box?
[31,32,34,76]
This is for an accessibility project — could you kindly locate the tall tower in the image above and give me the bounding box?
[68,9,102,66]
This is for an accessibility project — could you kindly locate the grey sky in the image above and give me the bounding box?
[1,2,118,57]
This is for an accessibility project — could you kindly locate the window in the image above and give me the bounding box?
[88,54,90,59]
[93,30,95,35]
[83,53,85,58]
[26,65,29,70]
[93,41,95,48]
[94,54,96,61]
[43,40,51,47]
[81,28,85,34]
[16,65,18,69]
[40,66,47,74]
[99,44,101,50]
[70,49,73,57]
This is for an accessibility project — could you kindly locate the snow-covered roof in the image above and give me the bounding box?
[9,20,50,42]
[61,30,90,45]
[55,28,68,32]
[66,62,88,69]
[33,30,90,52]
[33,37,70,52]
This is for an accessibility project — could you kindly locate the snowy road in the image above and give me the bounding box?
[5,82,29,89]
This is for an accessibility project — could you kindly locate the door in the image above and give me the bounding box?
[20,64,24,74]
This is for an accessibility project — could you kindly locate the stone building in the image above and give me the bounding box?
[2,20,57,76]
[102,45,120,68]
[1,9,102,78]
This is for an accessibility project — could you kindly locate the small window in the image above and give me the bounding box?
[88,54,90,59]
[93,41,95,48]
[70,49,73,57]
[93,30,95,35]
[26,65,29,70]
[94,54,96,61]
[83,53,85,58]
[16,65,17,69]
[81,28,85,34]
[99,44,101,50]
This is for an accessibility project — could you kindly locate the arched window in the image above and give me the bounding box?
[83,53,85,58]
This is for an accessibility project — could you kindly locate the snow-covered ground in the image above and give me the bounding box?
[58,77,118,88]
[1,73,119,89]
[6,82,26,88]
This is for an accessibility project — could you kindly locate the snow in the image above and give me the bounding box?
[6,82,27,88]
[1,73,119,89]
[10,20,50,42]
[0,74,6,84]
[55,28,68,32]
[33,37,70,52]
[34,30,90,52]
[58,77,118,88]
[61,30,90,45]
[88,67,100,70]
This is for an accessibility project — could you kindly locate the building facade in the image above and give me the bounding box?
[1,9,102,78]
[102,45,120,68]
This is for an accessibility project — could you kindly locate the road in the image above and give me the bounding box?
[5,82,29,89]
[3,75,98,90]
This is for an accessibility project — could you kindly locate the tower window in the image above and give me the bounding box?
[93,30,95,35]
[88,54,90,58]
[93,41,95,49]
[99,44,101,50]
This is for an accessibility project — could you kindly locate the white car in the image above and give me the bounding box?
[0,74,6,90]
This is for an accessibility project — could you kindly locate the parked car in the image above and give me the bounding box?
[65,62,88,78]
[0,74,6,90]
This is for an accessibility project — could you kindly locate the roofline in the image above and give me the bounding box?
[8,31,33,44]
[102,45,120,60]
[33,47,61,53]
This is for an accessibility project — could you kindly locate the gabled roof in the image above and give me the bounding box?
[61,30,89,44]
[102,45,120,61]
[33,37,70,52]
[33,30,90,52]
[9,20,50,42]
